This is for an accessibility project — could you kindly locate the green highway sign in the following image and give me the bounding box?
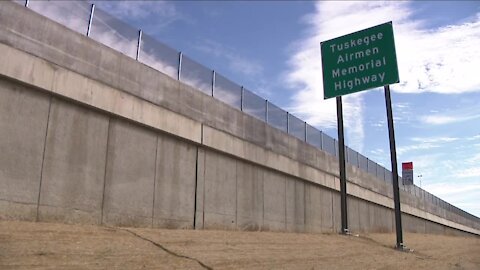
[321,22,399,99]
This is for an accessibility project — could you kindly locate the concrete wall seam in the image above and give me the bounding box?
[151,136,159,228]
[35,95,53,221]
[100,117,111,224]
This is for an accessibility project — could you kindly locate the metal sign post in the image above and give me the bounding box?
[86,4,95,37]
[384,85,403,248]
[321,22,405,249]
[336,96,348,234]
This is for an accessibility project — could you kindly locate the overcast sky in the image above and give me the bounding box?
[27,1,480,217]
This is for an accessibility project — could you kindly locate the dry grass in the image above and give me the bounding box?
[0,220,478,269]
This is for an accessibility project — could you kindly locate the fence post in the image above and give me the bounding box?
[136,30,142,61]
[356,151,359,168]
[211,70,215,97]
[86,4,95,37]
[177,52,183,81]
[304,122,307,142]
[367,158,373,175]
[320,131,323,150]
[265,100,268,123]
[333,139,337,157]
[240,86,244,111]
[286,112,290,134]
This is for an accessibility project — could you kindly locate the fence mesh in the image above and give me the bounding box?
[367,159,377,175]
[288,114,305,141]
[376,164,385,181]
[358,153,368,171]
[29,0,91,35]
[267,102,287,132]
[347,147,358,167]
[90,7,138,58]
[214,73,242,110]
[306,125,322,149]
[385,170,393,183]
[140,33,179,78]
[242,89,266,121]
[180,55,212,95]
[321,133,336,156]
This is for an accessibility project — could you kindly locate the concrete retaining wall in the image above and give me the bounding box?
[0,1,479,237]
[39,97,109,225]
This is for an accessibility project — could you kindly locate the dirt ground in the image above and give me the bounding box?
[0,220,478,270]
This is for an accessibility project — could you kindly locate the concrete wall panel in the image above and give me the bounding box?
[0,79,50,220]
[371,204,393,233]
[368,203,377,232]
[153,135,197,229]
[425,220,446,235]
[263,170,286,231]
[102,119,157,227]
[358,199,371,233]
[306,184,335,233]
[371,204,384,232]
[389,208,396,233]
[402,213,426,234]
[331,191,342,233]
[305,184,325,233]
[347,196,361,233]
[286,178,305,232]
[285,177,296,232]
[0,200,39,222]
[195,148,206,229]
[444,226,473,237]
[236,161,264,231]
[319,188,334,232]
[295,179,306,232]
[203,150,237,230]
[386,207,395,233]
[38,98,109,225]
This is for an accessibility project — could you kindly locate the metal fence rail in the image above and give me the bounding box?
[15,0,477,222]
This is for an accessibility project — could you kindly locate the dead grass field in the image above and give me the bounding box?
[0,220,479,269]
